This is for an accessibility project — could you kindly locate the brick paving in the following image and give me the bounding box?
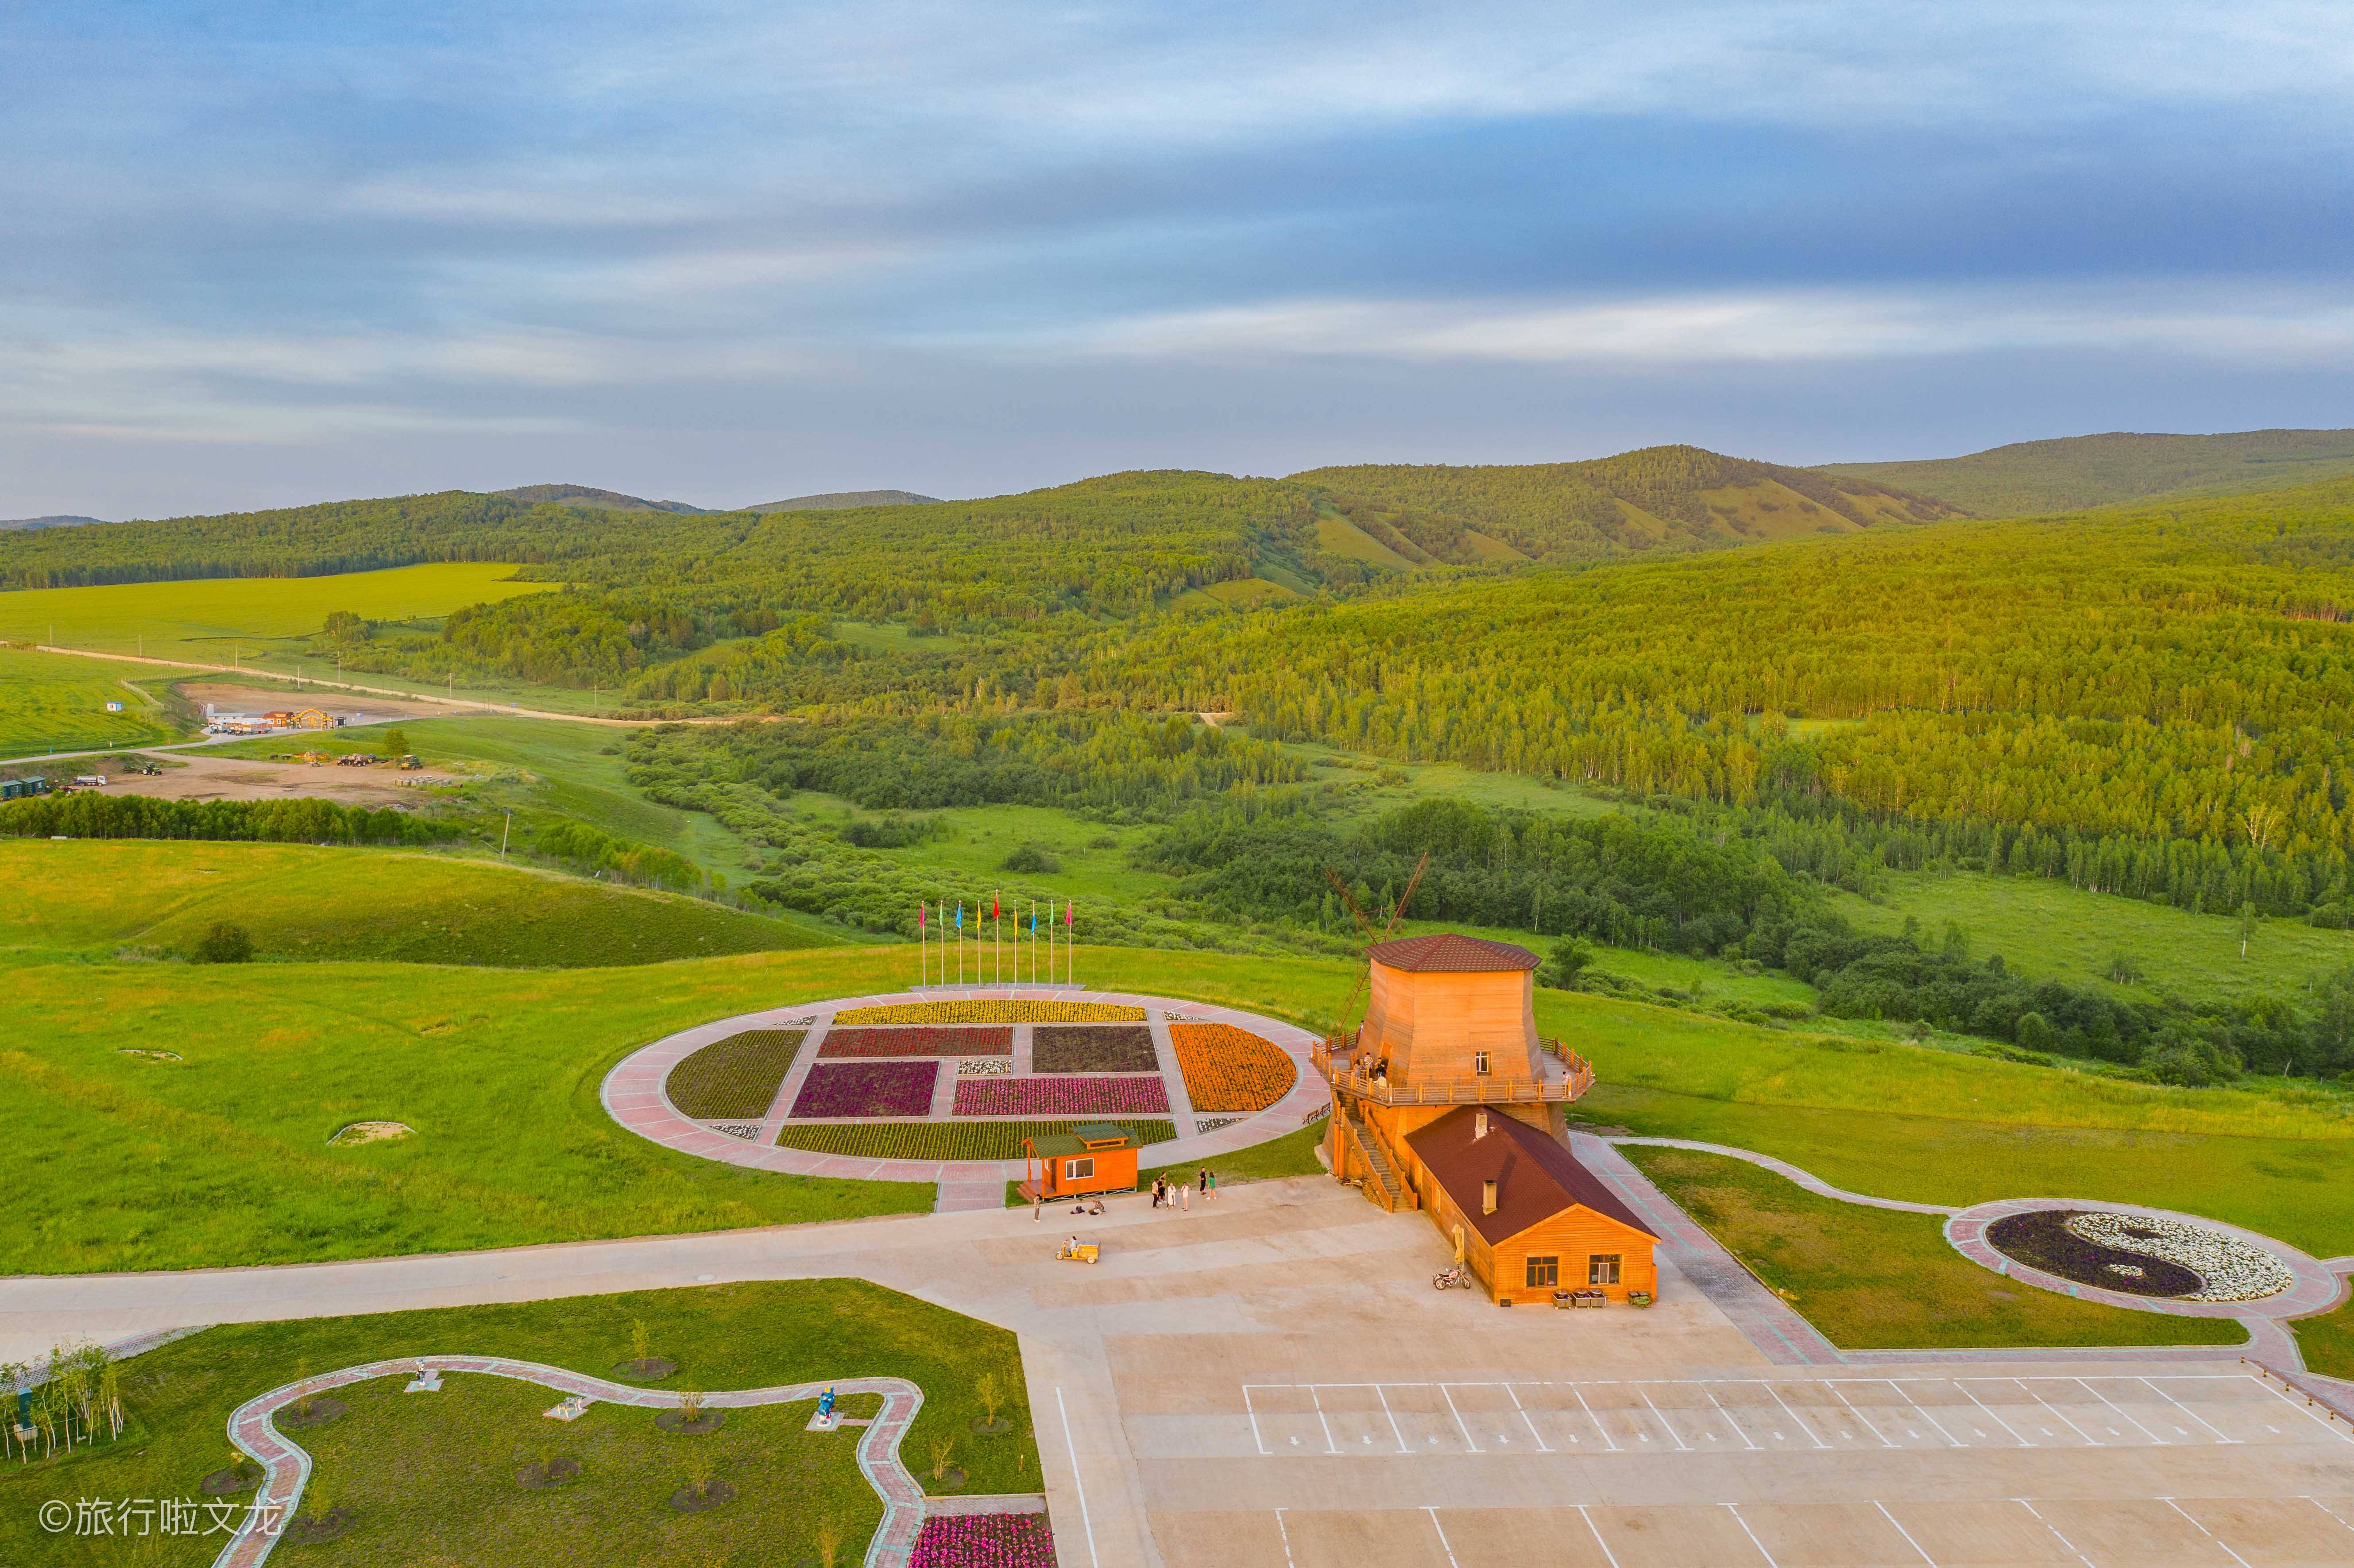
[211,1356,928,1568]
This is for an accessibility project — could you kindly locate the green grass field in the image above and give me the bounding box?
[1829,868,2354,1011]
[1623,1147,2244,1350]
[2291,1293,2354,1380]
[0,646,182,756]
[0,1280,1035,1568]
[13,935,2354,1274]
[0,840,830,967]
[0,561,548,664]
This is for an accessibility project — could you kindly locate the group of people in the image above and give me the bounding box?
[1149,1168,1216,1210]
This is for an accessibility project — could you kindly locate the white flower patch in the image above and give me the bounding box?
[956,1058,1011,1075]
[2064,1212,2294,1302]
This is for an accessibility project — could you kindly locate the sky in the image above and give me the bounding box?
[4,1,2351,518]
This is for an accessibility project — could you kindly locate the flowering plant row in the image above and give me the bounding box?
[774,1118,1175,1161]
[821,1025,1012,1058]
[909,1511,1057,1568]
[664,1030,808,1120]
[835,1000,1143,1025]
[788,1059,939,1119]
[1171,1023,1295,1112]
[954,1074,1169,1117]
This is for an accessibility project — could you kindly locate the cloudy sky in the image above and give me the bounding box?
[5,2,2350,517]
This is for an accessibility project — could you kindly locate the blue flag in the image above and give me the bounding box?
[955,904,963,931]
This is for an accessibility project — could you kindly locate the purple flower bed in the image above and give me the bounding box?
[910,1514,1057,1568]
[822,1026,1012,1058]
[953,1074,1169,1117]
[788,1059,938,1119]
[1985,1209,2202,1298]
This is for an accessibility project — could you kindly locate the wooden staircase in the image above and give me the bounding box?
[1343,1106,1416,1213]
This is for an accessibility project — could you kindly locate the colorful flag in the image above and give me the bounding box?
[1065,901,1074,927]
[917,902,926,931]
[992,893,1000,921]
[955,904,963,931]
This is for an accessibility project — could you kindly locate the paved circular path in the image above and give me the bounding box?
[602,986,1327,1211]
[1606,1135,2349,1361]
[213,1357,927,1568]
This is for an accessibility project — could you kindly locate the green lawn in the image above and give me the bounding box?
[2291,1293,2354,1381]
[0,840,830,967]
[804,792,1174,906]
[0,1280,1036,1568]
[1622,1147,2247,1351]
[0,646,182,756]
[1828,867,2354,1011]
[12,937,2354,1274]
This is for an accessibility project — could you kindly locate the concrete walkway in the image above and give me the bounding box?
[1608,1136,1959,1214]
[214,1359,925,1568]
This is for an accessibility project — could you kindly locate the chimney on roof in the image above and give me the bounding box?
[1481,1178,1498,1215]
[1474,1109,1488,1139]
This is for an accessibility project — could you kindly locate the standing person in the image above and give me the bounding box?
[1206,1169,1218,1202]
[1198,1167,1210,1201]
[1178,1177,1191,1212]
[1151,1176,1166,1209]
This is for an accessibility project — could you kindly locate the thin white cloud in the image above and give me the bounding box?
[1048,282,2354,368]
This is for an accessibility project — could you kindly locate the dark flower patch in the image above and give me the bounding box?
[822,1026,1012,1058]
[665,1029,808,1120]
[1985,1209,2202,1298]
[953,1075,1168,1116]
[789,1059,938,1119]
[1033,1025,1157,1073]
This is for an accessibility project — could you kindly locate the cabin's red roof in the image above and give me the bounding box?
[1365,931,1539,973]
[1405,1108,1656,1246]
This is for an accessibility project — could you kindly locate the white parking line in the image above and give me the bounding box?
[2139,1376,2239,1444]
[2307,1495,2354,1533]
[2251,1375,2354,1442]
[1244,1384,1268,1456]
[1373,1383,1411,1454]
[1504,1382,1551,1452]
[1307,1385,1338,1455]
[1569,1383,1620,1452]
[1576,1504,1623,1568]
[1273,1507,1297,1568]
[1954,1380,2037,1447]
[2076,1376,2166,1444]
[2014,1498,2095,1568]
[1055,1386,1100,1568]
[1638,1385,1692,1452]
[1761,1380,1831,1449]
[1424,1507,1462,1568]
[1705,1384,1760,1451]
[1726,1503,1780,1568]
[1872,1378,1962,1448]
[1876,1500,1938,1566]
[1828,1381,1894,1448]
[2161,1497,2251,1568]
[1437,1383,1480,1452]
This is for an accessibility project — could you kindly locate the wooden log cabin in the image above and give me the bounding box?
[1316,931,1657,1304]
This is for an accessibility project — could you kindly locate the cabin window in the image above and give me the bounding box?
[1525,1256,1559,1288]
[1066,1157,1094,1180]
[1473,1050,1491,1075]
[1588,1254,1622,1286]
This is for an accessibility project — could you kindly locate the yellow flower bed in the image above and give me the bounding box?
[833,999,1146,1025]
[1171,1023,1295,1112]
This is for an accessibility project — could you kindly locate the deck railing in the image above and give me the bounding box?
[1313,1034,1594,1106]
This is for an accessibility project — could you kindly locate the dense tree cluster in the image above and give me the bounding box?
[0,793,448,844]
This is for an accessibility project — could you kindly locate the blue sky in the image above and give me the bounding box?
[4,1,2350,516]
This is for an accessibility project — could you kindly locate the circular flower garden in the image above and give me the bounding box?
[1984,1208,2296,1302]
[605,990,1319,1180]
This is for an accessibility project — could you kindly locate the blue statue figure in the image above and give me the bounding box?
[818,1386,835,1421]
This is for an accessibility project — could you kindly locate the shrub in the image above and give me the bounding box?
[377,728,409,757]
[999,843,1062,874]
[191,922,254,964]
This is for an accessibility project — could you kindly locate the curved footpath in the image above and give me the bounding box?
[215,1360,924,1568]
[1602,1135,2348,1372]
[603,986,1330,1212]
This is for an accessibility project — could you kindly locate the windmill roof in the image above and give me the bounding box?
[1405,1108,1657,1246]
[1365,931,1539,973]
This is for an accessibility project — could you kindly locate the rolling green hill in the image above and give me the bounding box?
[1819,428,2354,517]
[491,483,714,514]
[749,489,942,510]
[1290,444,1961,557]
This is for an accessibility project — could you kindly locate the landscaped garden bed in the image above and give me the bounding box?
[835,1000,1144,1025]
[953,1074,1169,1116]
[665,1029,809,1120]
[822,1025,1013,1058]
[789,1060,939,1119]
[774,1118,1175,1161]
[1032,1024,1158,1073]
[909,1510,1057,1568]
[1985,1209,2294,1301]
[1171,1022,1295,1112]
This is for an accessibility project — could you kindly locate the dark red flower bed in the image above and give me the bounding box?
[1985,1209,2202,1297]
[910,1511,1056,1568]
[822,1026,1013,1058]
[788,1059,939,1119]
[1033,1024,1158,1073]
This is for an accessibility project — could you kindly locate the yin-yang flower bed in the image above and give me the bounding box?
[1985,1208,2293,1301]
[953,1074,1169,1117]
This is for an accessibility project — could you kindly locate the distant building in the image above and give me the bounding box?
[1020,1122,1140,1201]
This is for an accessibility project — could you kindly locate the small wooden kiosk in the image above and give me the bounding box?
[1317,931,1656,1304]
[1020,1122,1140,1201]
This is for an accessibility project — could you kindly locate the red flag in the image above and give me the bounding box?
[917,902,926,930]
[1064,901,1074,927]
[992,894,1000,921]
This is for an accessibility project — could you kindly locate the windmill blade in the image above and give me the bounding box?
[1383,852,1432,938]
[1324,866,1379,938]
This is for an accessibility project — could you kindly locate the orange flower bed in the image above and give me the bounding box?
[1171,1023,1295,1113]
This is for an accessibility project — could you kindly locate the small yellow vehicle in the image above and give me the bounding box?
[1056,1241,1100,1265]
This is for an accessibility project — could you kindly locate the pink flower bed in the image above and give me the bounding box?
[910,1514,1057,1568]
[953,1074,1168,1117]
[788,1059,938,1119]
[822,1026,1012,1058]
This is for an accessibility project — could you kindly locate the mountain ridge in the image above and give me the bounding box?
[1818,428,2354,517]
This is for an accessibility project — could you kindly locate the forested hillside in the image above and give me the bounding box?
[1107,478,2354,920]
[1291,445,1958,555]
[1821,429,2354,517]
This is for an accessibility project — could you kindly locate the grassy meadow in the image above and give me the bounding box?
[0,840,828,966]
[0,1280,1035,1568]
[0,646,182,756]
[1623,1146,2243,1350]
